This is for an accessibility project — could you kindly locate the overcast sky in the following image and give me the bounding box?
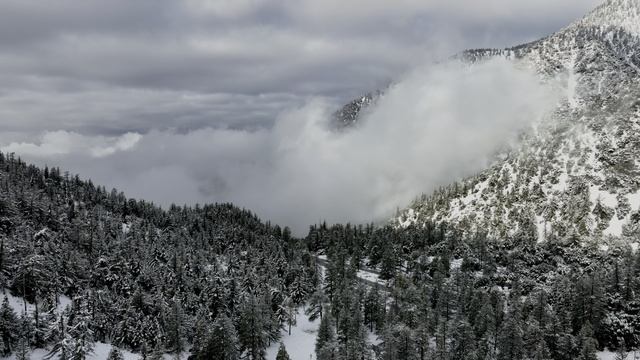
[0,0,603,231]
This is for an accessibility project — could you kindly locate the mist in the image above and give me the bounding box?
[2,58,560,234]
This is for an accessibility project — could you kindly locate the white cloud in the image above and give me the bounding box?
[2,131,142,158]
[4,59,561,234]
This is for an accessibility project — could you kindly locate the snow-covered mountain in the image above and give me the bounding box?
[393,0,640,245]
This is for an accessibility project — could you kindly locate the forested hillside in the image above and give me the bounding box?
[0,152,317,359]
[1,152,639,360]
[309,222,640,359]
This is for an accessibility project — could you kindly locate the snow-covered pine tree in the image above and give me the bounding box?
[577,323,598,360]
[106,347,125,360]
[0,296,18,355]
[275,343,291,360]
[315,314,335,358]
[237,295,268,360]
[195,313,239,360]
[305,284,327,322]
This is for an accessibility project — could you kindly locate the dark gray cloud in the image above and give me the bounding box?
[0,0,602,230]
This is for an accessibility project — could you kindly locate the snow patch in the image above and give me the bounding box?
[597,349,639,360]
[265,307,319,360]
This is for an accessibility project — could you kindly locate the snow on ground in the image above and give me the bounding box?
[597,349,639,360]
[604,215,626,237]
[0,342,191,360]
[629,189,640,211]
[535,215,547,243]
[367,330,381,347]
[57,294,73,313]
[0,290,191,360]
[265,307,319,360]
[588,185,626,237]
[2,289,35,315]
[0,342,142,360]
[1,289,72,316]
[356,269,385,285]
[264,307,383,360]
[589,188,619,209]
[399,208,418,228]
[450,258,463,270]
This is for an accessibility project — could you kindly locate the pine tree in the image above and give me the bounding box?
[364,286,383,333]
[237,295,268,360]
[315,314,335,358]
[577,323,598,360]
[0,296,19,355]
[275,343,291,360]
[164,300,185,356]
[451,319,477,360]
[497,304,524,360]
[379,243,396,280]
[615,338,628,360]
[106,347,125,360]
[306,285,328,322]
[14,311,33,360]
[381,323,417,360]
[15,336,30,360]
[196,313,239,360]
[147,340,165,360]
[48,296,94,360]
[532,341,552,360]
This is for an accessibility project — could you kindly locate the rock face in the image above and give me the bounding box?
[392,0,640,244]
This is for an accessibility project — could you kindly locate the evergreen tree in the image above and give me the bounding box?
[364,286,384,333]
[164,300,185,356]
[451,319,477,360]
[237,295,268,360]
[306,285,328,322]
[106,347,125,360]
[275,343,291,360]
[615,338,628,360]
[315,314,335,358]
[196,313,238,360]
[48,296,94,360]
[147,341,165,360]
[497,304,524,360]
[0,296,18,355]
[532,341,552,360]
[577,323,598,360]
[15,336,30,360]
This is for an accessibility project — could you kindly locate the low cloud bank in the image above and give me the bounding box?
[2,59,559,234]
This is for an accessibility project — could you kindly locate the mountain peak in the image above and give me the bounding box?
[575,0,640,35]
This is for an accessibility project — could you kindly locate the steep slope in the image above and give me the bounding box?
[395,0,640,244]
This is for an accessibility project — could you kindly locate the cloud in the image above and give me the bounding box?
[2,131,142,158]
[0,1,601,133]
[3,59,561,234]
[0,1,598,232]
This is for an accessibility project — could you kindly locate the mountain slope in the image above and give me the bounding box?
[394,0,640,244]
[0,152,316,359]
